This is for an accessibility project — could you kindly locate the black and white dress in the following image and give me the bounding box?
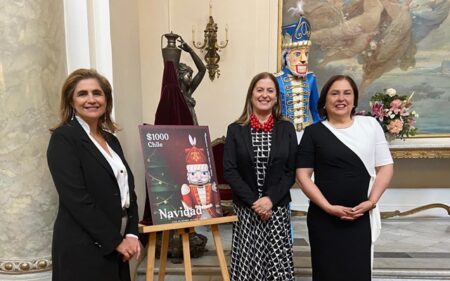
[230,128,295,281]
[296,116,393,281]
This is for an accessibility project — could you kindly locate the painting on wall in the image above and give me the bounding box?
[279,0,450,139]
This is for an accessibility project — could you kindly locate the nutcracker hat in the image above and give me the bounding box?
[281,15,312,49]
[185,135,208,172]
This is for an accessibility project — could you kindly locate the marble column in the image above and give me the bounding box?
[0,0,66,280]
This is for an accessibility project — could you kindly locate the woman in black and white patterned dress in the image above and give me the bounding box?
[224,72,297,280]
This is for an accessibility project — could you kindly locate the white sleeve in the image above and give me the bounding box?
[373,118,394,167]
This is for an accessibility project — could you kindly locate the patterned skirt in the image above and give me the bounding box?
[230,204,294,281]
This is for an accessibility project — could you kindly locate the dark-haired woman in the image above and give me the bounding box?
[296,75,394,281]
[47,69,140,281]
[224,72,297,280]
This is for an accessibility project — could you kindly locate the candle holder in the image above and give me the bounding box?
[192,3,228,81]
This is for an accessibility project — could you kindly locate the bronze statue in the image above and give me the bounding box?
[157,33,208,260]
[162,32,206,125]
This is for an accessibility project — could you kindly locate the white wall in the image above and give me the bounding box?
[63,0,113,80]
[63,0,90,71]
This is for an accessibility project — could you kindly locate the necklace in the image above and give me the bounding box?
[250,113,274,132]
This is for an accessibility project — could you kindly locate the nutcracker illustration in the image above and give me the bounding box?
[181,135,222,219]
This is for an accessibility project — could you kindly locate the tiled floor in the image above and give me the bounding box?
[135,217,450,280]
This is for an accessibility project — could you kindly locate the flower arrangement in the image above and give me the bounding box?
[364,88,418,140]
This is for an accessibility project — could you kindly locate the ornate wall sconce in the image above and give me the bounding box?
[192,2,228,81]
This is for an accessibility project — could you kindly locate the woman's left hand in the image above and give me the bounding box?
[345,200,376,219]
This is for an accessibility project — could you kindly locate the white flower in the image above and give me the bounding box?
[390,114,396,119]
[386,88,397,97]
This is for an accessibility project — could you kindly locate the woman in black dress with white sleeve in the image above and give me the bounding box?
[296,75,394,281]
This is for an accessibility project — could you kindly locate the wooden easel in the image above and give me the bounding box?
[139,215,238,281]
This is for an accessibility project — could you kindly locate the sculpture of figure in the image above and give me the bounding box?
[161,32,206,125]
[177,40,206,125]
[275,4,320,137]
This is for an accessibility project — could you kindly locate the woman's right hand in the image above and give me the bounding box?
[325,205,361,220]
[116,237,141,261]
[258,209,273,221]
[252,197,273,221]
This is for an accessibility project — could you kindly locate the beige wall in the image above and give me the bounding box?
[109,0,146,212]
[139,0,279,138]
[391,158,450,188]
[108,0,449,218]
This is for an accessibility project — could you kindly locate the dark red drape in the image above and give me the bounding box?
[140,61,194,228]
[154,61,194,126]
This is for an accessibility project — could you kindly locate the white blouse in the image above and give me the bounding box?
[322,115,393,174]
[322,115,394,244]
[76,116,130,209]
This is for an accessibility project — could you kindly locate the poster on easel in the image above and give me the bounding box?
[138,125,223,225]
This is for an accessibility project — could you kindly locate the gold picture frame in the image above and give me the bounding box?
[278,0,450,158]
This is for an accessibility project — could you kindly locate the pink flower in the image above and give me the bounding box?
[387,119,404,134]
[371,101,384,120]
[400,109,409,117]
[390,99,403,114]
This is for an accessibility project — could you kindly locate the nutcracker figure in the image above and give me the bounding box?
[275,9,320,138]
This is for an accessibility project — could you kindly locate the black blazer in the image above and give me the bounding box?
[223,120,297,208]
[47,119,138,281]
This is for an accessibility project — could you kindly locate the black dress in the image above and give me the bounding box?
[297,122,372,281]
[224,121,297,281]
[230,128,294,281]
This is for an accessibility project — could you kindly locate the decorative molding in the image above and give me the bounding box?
[0,258,52,274]
[388,137,450,159]
[391,148,450,159]
[291,203,450,218]
[381,203,450,219]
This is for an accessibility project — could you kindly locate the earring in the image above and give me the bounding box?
[71,108,75,120]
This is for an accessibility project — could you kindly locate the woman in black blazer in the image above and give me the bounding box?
[47,69,140,281]
[223,72,297,280]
